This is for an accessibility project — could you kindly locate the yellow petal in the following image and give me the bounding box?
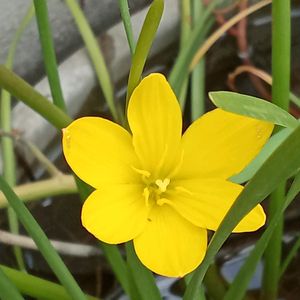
[82,184,148,244]
[127,73,182,179]
[62,117,139,188]
[178,109,274,179]
[133,205,207,277]
[168,178,266,232]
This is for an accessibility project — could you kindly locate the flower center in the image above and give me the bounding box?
[143,177,171,207]
[132,166,173,207]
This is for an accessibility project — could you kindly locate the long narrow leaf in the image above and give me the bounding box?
[0,176,86,300]
[209,91,297,128]
[126,242,161,300]
[0,267,24,300]
[0,66,72,129]
[184,122,300,300]
[34,0,67,111]
[0,265,97,300]
[223,172,300,300]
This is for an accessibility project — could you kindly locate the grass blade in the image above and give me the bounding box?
[223,172,300,300]
[0,264,97,300]
[118,0,136,55]
[209,91,297,128]
[34,0,67,112]
[0,66,72,129]
[125,242,161,300]
[0,267,24,300]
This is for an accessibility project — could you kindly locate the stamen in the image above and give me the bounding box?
[143,187,150,207]
[131,166,151,178]
[155,178,170,193]
[156,198,172,206]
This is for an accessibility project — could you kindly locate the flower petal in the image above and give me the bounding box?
[179,109,274,179]
[133,204,207,277]
[127,73,182,178]
[168,178,266,232]
[82,184,148,244]
[62,117,139,188]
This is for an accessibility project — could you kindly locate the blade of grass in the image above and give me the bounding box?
[33,0,67,112]
[125,0,164,108]
[0,267,24,300]
[177,0,191,108]
[118,0,136,55]
[64,0,118,121]
[209,91,297,128]
[1,4,35,271]
[0,264,98,300]
[125,242,161,300]
[262,1,291,299]
[223,172,300,300]
[184,122,300,300]
[0,65,72,129]
[0,175,86,300]
[191,0,206,121]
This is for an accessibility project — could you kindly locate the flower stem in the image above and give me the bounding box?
[261,1,291,299]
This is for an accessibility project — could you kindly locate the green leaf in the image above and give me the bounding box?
[0,66,72,129]
[125,242,162,300]
[231,128,293,183]
[223,172,300,300]
[0,176,86,300]
[34,0,67,112]
[0,264,98,300]
[209,91,298,128]
[184,123,300,300]
[125,0,164,107]
[0,267,24,300]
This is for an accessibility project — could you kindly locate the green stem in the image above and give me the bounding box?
[0,65,72,129]
[0,267,24,300]
[118,0,136,55]
[0,265,98,300]
[0,176,86,300]
[262,1,290,299]
[203,264,228,300]
[64,0,118,121]
[33,0,67,112]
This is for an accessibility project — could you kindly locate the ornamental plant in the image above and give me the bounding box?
[63,73,273,277]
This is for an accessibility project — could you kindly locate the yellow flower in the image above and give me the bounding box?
[62,73,273,277]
